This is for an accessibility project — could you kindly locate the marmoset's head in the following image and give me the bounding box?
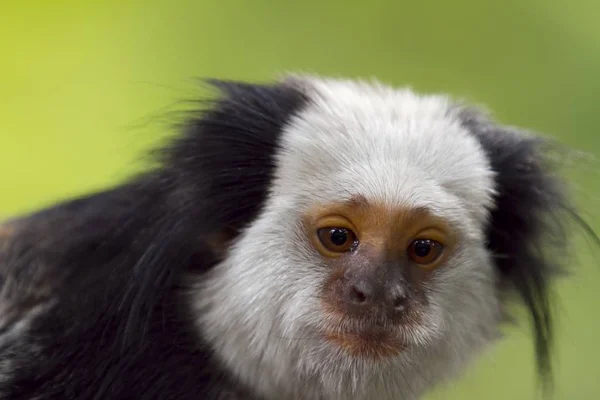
[163,76,584,399]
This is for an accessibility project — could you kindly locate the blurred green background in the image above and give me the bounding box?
[1,1,599,398]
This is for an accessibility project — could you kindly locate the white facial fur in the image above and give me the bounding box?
[195,76,504,400]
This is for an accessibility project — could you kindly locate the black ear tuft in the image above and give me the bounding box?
[160,78,309,235]
[457,107,597,387]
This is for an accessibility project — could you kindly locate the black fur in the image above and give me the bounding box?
[0,80,308,399]
[457,107,596,387]
[160,79,310,235]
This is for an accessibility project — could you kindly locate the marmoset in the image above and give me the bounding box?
[0,75,593,400]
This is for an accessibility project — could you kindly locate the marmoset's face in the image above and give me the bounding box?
[198,78,504,399]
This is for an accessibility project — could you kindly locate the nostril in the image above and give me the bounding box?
[393,296,407,308]
[350,286,367,303]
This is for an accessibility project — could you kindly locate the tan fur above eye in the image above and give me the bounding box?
[303,196,456,264]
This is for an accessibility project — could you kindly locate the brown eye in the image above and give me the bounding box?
[317,228,357,253]
[407,239,444,266]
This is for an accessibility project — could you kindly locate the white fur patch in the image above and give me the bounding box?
[195,76,502,400]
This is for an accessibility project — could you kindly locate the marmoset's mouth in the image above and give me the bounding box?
[319,293,425,359]
[324,328,407,359]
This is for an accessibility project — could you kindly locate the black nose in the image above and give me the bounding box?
[343,274,409,318]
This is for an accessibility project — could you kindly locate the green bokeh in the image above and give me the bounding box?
[1,1,599,398]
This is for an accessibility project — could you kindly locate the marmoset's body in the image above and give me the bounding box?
[0,76,591,399]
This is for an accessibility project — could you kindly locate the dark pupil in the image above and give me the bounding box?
[414,240,431,257]
[329,229,348,246]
